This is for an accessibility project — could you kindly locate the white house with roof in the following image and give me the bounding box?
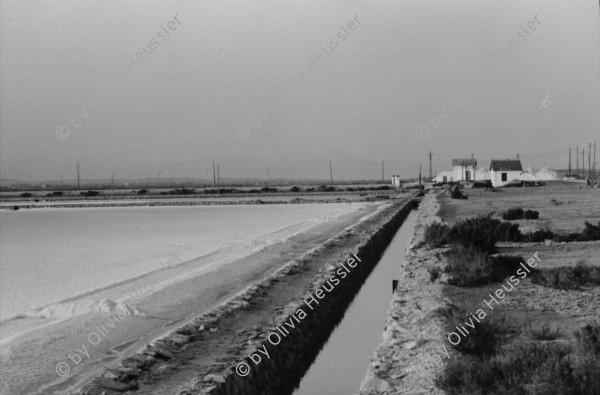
[452,158,477,181]
[490,159,523,187]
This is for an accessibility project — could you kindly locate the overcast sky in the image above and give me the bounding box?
[1,0,598,181]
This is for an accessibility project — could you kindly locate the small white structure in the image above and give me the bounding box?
[452,159,477,181]
[490,159,523,187]
[391,175,401,189]
[433,171,454,183]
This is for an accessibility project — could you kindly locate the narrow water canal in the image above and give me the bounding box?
[292,209,418,395]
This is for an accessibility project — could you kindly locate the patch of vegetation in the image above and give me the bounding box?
[137,189,147,195]
[261,187,277,193]
[20,192,32,197]
[436,324,600,395]
[524,209,539,219]
[528,323,562,341]
[450,185,468,199]
[80,190,100,197]
[502,207,540,220]
[444,246,525,287]
[448,215,520,253]
[290,186,301,192]
[46,191,63,197]
[530,262,600,290]
[427,265,443,282]
[317,185,336,192]
[503,207,524,220]
[424,215,521,252]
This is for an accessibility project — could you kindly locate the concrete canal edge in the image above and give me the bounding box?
[359,191,448,395]
[79,195,420,395]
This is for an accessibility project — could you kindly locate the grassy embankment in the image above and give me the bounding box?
[423,211,600,394]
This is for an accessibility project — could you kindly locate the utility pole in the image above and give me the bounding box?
[576,145,579,177]
[429,152,433,181]
[267,167,270,185]
[581,146,584,177]
[76,162,80,191]
[217,166,220,186]
[568,147,571,176]
[589,143,592,177]
[381,160,384,183]
[419,164,422,187]
[111,175,114,189]
[594,141,597,177]
[212,161,216,186]
[329,161,334,185]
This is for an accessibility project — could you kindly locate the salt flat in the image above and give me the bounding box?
[0,201,386,394]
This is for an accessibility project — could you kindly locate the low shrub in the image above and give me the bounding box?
[530,263,600,290]
[80,190,100,197]
[138,189,147,195]
[528,323,562,341]
[423,222,450,247]
[290,186,301,192]
[523,209,539,219]
[503,207,524,220]
[427,265,443,282]
[20,192,32,197]
[317,185,336,192]
[436,342,600,395]
[448,215,520,253]
[444,246,525,287]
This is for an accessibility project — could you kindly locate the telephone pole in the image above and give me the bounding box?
[576,145,579,177]
[381,160,384,183]
[217,166,220,186]
[419,164,422,187]
[594,141,597,177]
[580,148,585,177]
[329,161,333,184]
[76,162,80,191]
[428,151,433,181]
[589,143,592,177]
[568,147,572,176]
[212,161,216,186]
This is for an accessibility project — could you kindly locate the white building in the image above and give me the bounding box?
[391,175,401,189]
[452,159,477,181]
[490,159,523,187]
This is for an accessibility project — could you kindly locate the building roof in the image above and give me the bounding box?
[452,159,477,167]
[490,159,523,171]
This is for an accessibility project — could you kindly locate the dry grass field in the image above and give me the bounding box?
[427,182,600,394]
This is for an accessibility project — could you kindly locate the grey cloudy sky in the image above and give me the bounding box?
[1,0,598,181]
